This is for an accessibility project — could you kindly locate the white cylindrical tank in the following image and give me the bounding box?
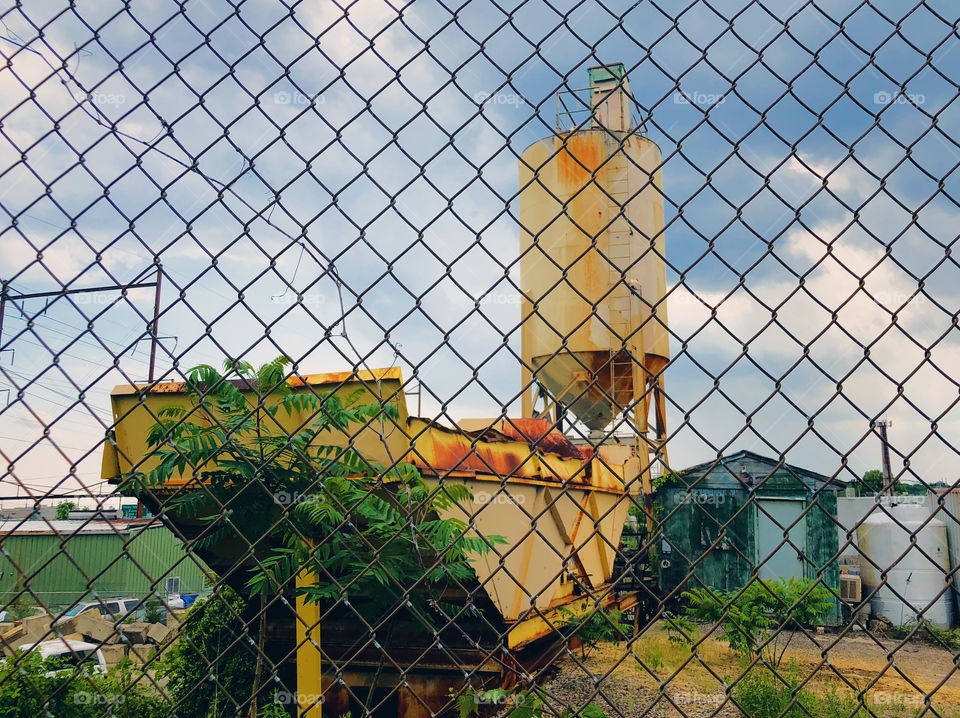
[857,504,954,628]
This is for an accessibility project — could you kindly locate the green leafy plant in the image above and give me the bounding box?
[143,597,163,624]
[643,647,664,671]
[732,662,871,718]
[55,501,76,520]
[4,589,35,622]
[257,698,290,718]
[557,606,629,657]
[0,649,168,717]
[858,469,905,496]
[157,586,254,718]
[681,577,834,666]
[130,357,503,715]
[663,610,699,646]
[455,685,607,718]
[126,358,500,609]
[891,618,960,651]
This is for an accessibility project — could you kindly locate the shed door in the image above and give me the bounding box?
[756,499,806,581]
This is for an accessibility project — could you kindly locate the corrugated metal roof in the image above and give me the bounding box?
[678,449,845,488]
[0,519,153,536]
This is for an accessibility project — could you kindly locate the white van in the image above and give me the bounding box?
[17,639,107,677]
[55,597,142,625]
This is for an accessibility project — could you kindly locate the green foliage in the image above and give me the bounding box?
[733,662,870,718]
[157,586,254,718]
[455,685,607,718]
[859,469,904,496]
[891,618,960,650]
[257,698,290,718]
[4,591,35,621]
[0,651,168,717]
[557,606,629,655]
[642,647,663,671]
[664,611,699,646]
[143,597,163,624]
[652,470,680,492]
[55,501,76,520]
[681,577,834,664]
[125,357,503,619]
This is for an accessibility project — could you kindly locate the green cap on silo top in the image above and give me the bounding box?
[588,63,626,87]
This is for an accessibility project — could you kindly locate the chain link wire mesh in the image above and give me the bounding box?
[1,0,959,716]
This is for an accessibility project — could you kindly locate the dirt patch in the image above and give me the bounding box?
[540,623,960,716]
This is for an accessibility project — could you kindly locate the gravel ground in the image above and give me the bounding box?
[536,627,960,717]
[540,670,741,718]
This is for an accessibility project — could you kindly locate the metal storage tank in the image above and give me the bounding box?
[928,490,960,610]
[857,504,954,628]
[518,63,668,456]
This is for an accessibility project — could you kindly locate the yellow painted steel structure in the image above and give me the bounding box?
[101,368,411,486]
[296,566,323,718]
[100,368,643,714]
[519,64,668,462]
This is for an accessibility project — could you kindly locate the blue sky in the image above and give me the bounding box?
[0,0,958,503]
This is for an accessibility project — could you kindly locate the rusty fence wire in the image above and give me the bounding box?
[0,0,959,716]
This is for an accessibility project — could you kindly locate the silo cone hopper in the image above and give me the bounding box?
[101,367,644,710]
[519,63,669,462]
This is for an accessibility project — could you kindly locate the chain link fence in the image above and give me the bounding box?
[1,0,959,716]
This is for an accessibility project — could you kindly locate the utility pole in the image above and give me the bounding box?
[878,419,895,496]
[0,271,164,519]
[0,271,163,379]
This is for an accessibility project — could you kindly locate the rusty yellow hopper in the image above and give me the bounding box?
[101,367,642,715]
[102,368,640,641]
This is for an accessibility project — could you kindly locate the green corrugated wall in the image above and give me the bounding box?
[0,525,210,610]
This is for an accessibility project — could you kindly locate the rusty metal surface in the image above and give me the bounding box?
[405,416,633,492]
[109,367,402,396]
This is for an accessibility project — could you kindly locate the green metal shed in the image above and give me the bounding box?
[0,519,210,610]
[658,450,843,619]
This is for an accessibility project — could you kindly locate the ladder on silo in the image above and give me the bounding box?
[606,148,636,413]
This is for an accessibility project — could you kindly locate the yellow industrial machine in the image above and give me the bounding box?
[519,63,668,472]
[102,369,641,717]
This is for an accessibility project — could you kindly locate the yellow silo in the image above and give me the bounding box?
[519,63,668,460]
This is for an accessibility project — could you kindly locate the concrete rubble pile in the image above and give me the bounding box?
[0,608,185,666]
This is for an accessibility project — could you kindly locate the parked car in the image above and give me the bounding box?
[16,639,106,677]
[54,597,142,625]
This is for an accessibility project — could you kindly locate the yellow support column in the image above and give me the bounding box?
[296,568,322,717]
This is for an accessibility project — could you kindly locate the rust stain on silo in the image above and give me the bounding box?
[556,133,601,189]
